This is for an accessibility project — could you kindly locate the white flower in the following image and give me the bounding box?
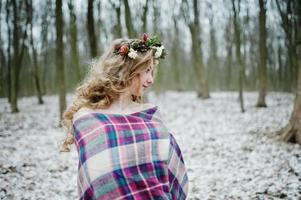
[154,46,164,58]
[128,48,138,59]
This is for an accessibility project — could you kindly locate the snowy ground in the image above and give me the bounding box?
[0,91,300,200]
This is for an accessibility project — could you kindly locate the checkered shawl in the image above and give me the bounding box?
[72,106,189,200]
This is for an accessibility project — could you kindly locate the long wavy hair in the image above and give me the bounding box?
[60,38,157,152]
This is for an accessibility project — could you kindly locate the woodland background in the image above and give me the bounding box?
[1,0,301,142]
[1,0,301,199]
[0,0,299,107]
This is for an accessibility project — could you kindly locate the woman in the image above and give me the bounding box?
[61,34,189,200]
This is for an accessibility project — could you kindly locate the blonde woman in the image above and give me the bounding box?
[61,34,189,200]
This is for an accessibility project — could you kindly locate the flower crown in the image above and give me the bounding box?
[114,33,166,59]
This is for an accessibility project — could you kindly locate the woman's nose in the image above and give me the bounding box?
[147,75,154,85]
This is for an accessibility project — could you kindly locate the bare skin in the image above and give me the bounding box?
[107,63,156,114]
[77,62,156,116]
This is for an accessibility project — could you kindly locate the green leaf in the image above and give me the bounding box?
[147,35,161,46]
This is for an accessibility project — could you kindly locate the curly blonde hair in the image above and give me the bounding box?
[60,38,157,152]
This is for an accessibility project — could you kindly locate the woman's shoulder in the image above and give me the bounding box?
[73,107,94,122]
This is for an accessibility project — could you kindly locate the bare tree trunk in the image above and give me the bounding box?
[150,0,163,94]
[276,0,298,92]
[109,0,122,38]
[232,0,245,113]
[256,0,268,107]
[124,0,136,38]
[55,0,66,121]
[208,13,219,90]
[41,0,52,95]
[11,0,20,113]
[68,0,81,82]
[96,0,105,52]
[193,0,209,98]
[152,0,160,35]
[87,0,98,58]
[278,44,283,90]
[280,0,301,143]
[0,0,5,97]
[225,17,233,90]
[280,61,301,143]
[189,25,209,99]
[141,1,149,33]
[182,0,209,99]
[172,16,183,91]
[115,2,122,38]
[11,0,29,113]
[6,0,12,103]
[28,0,43,104]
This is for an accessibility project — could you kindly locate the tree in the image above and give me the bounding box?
[232,0,245,112]
[40,0,52,95]
[277,41,284,90]
[151,0,163,93]
[5,0,12,102]
[224,15,234,90]
[171,12,184,91]
[87,0,98,58]
[256,0,268,107]
[279,0,301,143]
[28,0,43,104]
[55,0,66,121]
[124,0,137,38]
[10,0,30,113]
[141,1,149,33]
[276,0,298,91]
[96,0,106,50]
[182,0,210,98]
[152,0,160,35]
[110,0,122,38]
[207,7,219,90]
[68,0,81,82]
[0,0,6,97]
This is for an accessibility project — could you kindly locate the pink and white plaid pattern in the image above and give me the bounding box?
[72,106,189,200]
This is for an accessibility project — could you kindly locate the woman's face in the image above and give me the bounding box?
[131,63,155,97]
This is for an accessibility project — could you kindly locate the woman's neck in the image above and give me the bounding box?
[110,92,136,111]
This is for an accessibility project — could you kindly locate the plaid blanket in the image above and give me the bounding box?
[72,106,189,200]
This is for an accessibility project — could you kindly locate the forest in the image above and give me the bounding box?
[0,0,301,199]
[1,0,300,142]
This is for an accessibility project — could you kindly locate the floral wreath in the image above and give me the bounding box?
[114,33,166,60]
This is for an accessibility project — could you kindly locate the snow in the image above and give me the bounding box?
[1,91,301,200]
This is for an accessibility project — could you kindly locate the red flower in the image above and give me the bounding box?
[143,33,148,42]
[119,45,129,55]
